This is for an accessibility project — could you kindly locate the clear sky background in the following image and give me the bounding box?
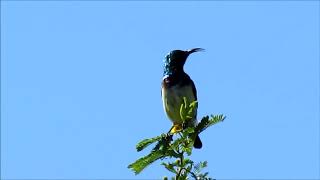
[1,1,319,179]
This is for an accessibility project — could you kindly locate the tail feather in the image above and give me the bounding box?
[194,135,202,149]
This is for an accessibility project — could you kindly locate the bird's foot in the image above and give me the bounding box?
[170,124,183,134]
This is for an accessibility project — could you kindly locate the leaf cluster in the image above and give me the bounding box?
[128,99,225,179]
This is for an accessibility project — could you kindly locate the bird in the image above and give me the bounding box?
[161,48,204,149]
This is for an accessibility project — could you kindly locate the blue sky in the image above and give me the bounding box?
[1,1,319,179]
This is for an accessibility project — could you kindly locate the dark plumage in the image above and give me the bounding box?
[161,48,204,149]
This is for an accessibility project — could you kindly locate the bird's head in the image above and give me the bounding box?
[163,48,204,76]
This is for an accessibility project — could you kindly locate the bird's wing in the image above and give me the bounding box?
[190,79,197,100]
[182,73,197,100]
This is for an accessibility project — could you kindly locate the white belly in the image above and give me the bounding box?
[162,85,197,124]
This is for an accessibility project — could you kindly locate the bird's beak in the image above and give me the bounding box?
[187,48,205,55]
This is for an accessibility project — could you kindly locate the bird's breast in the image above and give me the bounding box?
[162,84,196,124]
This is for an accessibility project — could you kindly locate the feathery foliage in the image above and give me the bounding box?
[128,98,225,179]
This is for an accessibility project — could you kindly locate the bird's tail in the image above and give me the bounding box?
[194,135,202,149]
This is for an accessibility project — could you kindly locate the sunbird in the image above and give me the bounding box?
[161,48,204,149]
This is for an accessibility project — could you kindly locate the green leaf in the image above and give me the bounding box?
[182,146,193,156]
[188,101,198,119]
[170,136,185,150]
[180,100,187,122]
[193,162,201,174]
[128,150,164,175]
[189,100,198,109]
[182,127,195,136]
[183,97,188,109]
[196,114,226,134]
[161,162,177,174]
[200,161,208,169]
[136,134,164,152]
[183,158,194,167]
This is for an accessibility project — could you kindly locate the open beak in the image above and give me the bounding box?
[187,48,205,55]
